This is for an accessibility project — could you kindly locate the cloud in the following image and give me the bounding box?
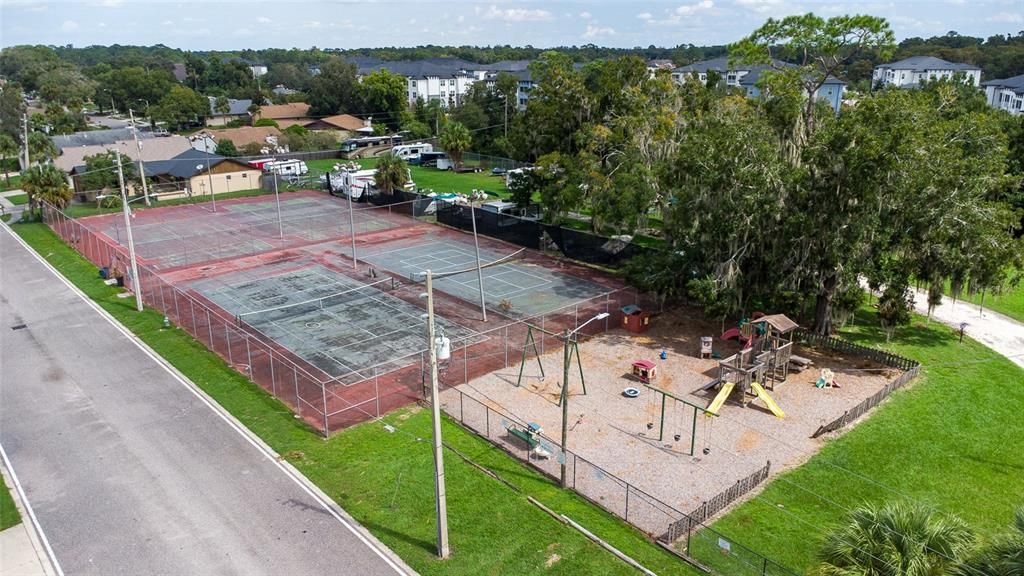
[580,11,592,20]
[257,16,271,24]
[60,20,79,31]
[95,0,123,6]
[641,1,714,25]
[7,0,48,12]
[457,14,465,23]
[234,27,254,37]
[734,0,782,13]
[160,20,173,26]
[303,20,322,29]
[582,24,615,39]
[481,5,553,22]
[987,12,1023,23]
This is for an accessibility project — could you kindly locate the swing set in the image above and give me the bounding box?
[643,383,717,456]
[515,323,587,404]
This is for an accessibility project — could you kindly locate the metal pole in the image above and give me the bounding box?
[560,328,571,488]
[470,204,487,322]
[206,152,217,212]
[22,114,29,169]
[116,150,144,312]
[129,109,151,206]
[273,174,283,239]
[348,182,357,268]
[425,270,450,558]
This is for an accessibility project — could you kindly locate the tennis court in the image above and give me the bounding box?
[363,240,609,318]
[188,259,479,382]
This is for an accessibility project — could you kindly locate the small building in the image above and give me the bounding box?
[254,102,312,129]
[206,97,253,126]
[144,149,262,199]
[871,56,981,89]
[982,74,1024,115]
[193,126,285,153]
[302,114,373,138]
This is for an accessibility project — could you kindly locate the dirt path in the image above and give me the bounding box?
[912,288,1024,370]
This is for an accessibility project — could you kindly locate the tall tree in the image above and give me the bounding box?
[150,85,208,130]
[439,121,471,169]
[27,131,57,164]
[817,502,974,576]
[307,57,359,116]
[77,150,138,192]
[512,51,591,161]
[21,162,72,217]
[373,153,408,197]
[0,84,26,145]
[0,134,18,185]
[357,69,407,130]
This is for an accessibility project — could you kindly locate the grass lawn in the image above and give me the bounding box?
[0,476,21,531]
[10,220,698,576]
[7,193,28,205]
[943,272,1024,323]
[1,175,22,192]
[307,158,511,200]
[707,309,1024,573]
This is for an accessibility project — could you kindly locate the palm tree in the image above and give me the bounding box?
[439,121,471,170]
[952,506,1024,576]
[373,153,408,198]
[27,131,58,165]
[816,502,974,576]
[0,134,17,186]
[21,163,73,218]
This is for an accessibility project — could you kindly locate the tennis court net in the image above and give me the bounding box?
[236,276,396,326]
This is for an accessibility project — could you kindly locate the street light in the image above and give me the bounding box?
[560,311,610,488]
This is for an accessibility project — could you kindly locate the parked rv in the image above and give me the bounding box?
[391,142,433,162]
[261,159,309,176]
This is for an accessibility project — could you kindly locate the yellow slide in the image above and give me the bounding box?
[750,382,785,419]
[706,381,735,416]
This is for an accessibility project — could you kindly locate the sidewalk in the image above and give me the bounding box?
[0,462,57,576]
[912,288,1024,370]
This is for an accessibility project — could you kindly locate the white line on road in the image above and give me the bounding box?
[1,223,413,575]
[0,442,65,576]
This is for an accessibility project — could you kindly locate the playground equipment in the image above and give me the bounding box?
[815,368,840,388]
[702,314,798,419]
[631,359,657,383]
[515,322,588,404]
[699,336,713,359]
[643,383,716,455]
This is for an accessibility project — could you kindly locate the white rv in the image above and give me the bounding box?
[391,142,433,163]
[262,159,309,177]
[325,165,415,200]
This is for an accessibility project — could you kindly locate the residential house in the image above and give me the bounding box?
[59,136,194,199]
[52,127,155,152]
[206,97,253,126]
[646,59,676,76]
[982,74,1024,115]
[141,149,262,199]
[272,84,298,97]
[254,102,312,129]
[872,56,981,88]
[302,114,373,139]
[672,56,847,112]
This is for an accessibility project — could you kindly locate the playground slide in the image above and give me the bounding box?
[705,381,735,416]
[720,328,741,341]
[750,382,785,419]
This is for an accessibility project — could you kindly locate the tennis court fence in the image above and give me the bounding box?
[41,201,637,436]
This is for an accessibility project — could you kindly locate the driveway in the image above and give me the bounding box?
[0,225,414,576]
[912,288,1024,370]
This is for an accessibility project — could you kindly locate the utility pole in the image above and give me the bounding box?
[560,328,572,488]
[115,150,144,313]
[470,203,487,322]
[272,171,283,239]
[424,270,450,559]
[128,109,152,206]
[22,114,29,169]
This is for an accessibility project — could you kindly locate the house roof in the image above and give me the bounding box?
[141,149,253,179]
[52,128,155,151]
[207,97,253,117]
[875,56,980,72]
[981,73,1024,93]
[753,314,798,334]
[56,136,193,172]
[354,57,479,79]
[199,126,282,148]
[256,102,311,120]
[313,114,368,131]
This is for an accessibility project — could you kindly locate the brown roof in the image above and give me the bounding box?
[55,136,192,172]
[256,103,311,120]
[201,126,282,148]
[754,314,799,334]
[313,114,367,131]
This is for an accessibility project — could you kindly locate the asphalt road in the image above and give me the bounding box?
[0,225,412,576]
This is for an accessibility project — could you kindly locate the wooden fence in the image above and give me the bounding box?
[794,329,923,438]
[664,460,772,541]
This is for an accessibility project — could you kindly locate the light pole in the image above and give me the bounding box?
[114,150,144,313]
[559,312,610,488]
[272,170,284,239]
[421,270,450,559]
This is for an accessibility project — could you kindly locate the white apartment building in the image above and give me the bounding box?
[982,74,1024,115]
[872,56,981,88]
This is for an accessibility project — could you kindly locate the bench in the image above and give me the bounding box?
[507,426,539,448]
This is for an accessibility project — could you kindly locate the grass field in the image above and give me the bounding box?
[10,220,699,576]
[0,175,21,192]
[6,193,27,205]
[307,158,511,200]
[707,309,1024,573]
[943,272,1024,323]
[0,476,21,531]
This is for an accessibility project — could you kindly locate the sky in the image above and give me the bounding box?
[1,0,1022,51]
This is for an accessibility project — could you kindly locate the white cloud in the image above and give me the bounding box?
[95,0,123,7]
[60,20,79,31]
[583,24,615,39]
[987,12,1023,23]
[945,0,967,4]
[642,1,714,25]
[457,14,465,23]
[734,0,782,13]
[481,5,553,22]
[257,16,271,24]
[580,11,592,20]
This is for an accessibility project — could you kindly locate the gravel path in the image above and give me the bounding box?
[912,288,1024,370]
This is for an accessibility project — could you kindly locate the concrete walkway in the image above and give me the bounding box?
[0,461,57,576]
[912,288,1024,370]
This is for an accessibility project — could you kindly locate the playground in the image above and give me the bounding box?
[441,306,904,526]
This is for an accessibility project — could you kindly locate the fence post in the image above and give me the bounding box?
[625,484,630,522]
